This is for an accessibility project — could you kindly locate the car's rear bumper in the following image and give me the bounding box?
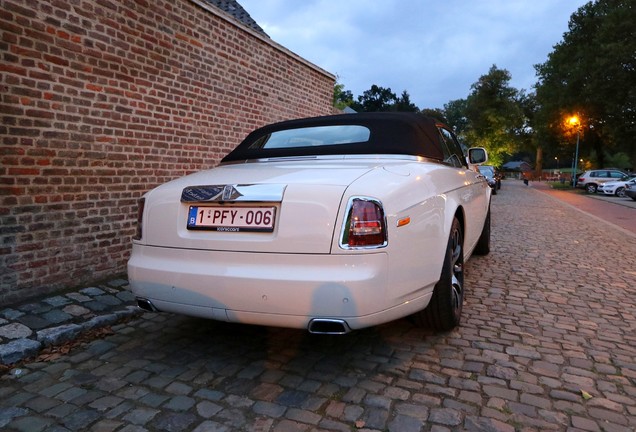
[127,244,433,331]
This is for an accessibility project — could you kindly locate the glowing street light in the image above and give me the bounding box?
[568,116,581,187]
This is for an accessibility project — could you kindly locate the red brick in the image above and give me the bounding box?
[1,0,334,304]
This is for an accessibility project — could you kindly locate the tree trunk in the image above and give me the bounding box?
[535,145,543,180]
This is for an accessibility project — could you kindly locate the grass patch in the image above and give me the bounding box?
[547,181,569,189]
[548,182,575,190]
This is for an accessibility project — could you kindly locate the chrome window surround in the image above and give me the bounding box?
[219,154,435,165]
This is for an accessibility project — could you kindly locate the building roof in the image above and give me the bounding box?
[200,0,268,36]
[502,161,533,171]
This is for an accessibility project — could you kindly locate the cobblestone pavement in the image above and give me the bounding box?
[0,281,140,366]
[1,180,636,431]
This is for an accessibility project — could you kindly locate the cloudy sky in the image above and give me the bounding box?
[239,0,589,110]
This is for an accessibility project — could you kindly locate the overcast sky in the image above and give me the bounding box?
[239,0,589,110]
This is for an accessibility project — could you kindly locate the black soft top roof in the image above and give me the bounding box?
[221,112,447,163]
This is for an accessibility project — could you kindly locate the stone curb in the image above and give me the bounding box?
[0,279,142,366]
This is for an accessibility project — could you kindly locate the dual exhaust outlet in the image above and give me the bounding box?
[135,298,351,334]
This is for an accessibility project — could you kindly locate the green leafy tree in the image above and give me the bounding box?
[534,0,636,169]
[604,152,632,171]
[442,99,469,135]
[351,85,398,112]
[350,85,420,112]
[421,108,448,124]
[393,90,419,112]
[333,82,354,110]
[461,65,526,167]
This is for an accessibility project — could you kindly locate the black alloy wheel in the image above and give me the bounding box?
[413,217,464,331]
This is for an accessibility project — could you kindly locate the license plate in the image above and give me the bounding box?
[187,206,276,232]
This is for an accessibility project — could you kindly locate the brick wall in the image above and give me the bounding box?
[0,0,335,304]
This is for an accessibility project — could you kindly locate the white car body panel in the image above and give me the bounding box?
[597,178,633,196]
[128,113,491,332]
[128,156,489,330]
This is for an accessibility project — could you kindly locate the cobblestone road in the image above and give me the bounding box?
[2,180,636,431]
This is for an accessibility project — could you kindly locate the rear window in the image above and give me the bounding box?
[248,125,371,150]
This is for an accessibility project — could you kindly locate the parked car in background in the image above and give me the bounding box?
[597,176,636,197]
[625,181,636,201]
[494,168,503,189]
[576,169,628,193]
[128,112,492,334]
[478,165,499,194]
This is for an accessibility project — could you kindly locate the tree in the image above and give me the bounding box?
[421,108,448,124]
[333,82,354,111]
[393,90,419,112]
[534,0,636,169]
[442,99,469,135]
[458,65,526,167]
[349,85,421,112]
[350,85,398,112]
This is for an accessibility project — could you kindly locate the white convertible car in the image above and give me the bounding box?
[128,112,491,334]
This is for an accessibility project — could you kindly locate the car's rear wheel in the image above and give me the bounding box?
[616,187,626,198]
[474,208,490,256]
[586,184,597,193]
[413,217,464,331]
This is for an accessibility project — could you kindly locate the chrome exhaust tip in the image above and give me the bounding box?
[136,297,158,312]
[308,319,351,335]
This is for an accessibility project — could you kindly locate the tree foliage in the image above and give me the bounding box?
[333,0,635,171]
[334,84,420,113]
[534,0,636,169]
[351,85,398,112]
[444,66,527,167]
[333,82,354,111]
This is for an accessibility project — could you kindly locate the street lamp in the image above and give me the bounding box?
[568,116,581,187]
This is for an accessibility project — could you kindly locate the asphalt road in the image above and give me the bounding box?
[1,180,635,431]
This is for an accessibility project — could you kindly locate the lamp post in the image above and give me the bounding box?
[568,116,581,187]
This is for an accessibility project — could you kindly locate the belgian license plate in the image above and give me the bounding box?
[187,206,276,232]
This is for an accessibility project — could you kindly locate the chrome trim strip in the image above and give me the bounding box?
[181,184,287,203]
[219,154,433,165]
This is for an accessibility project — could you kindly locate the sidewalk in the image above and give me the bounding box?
[0,279,140,366]
[527,180,636,236]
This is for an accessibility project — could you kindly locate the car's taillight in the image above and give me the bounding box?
[340,198,387,249]
[133,197,145,241]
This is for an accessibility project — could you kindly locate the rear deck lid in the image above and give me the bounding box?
[142,159,377,254]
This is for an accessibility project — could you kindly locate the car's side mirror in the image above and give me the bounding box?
[468,147,488,165]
